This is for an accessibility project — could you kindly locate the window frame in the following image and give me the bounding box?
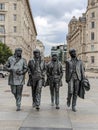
[91,12,95,18]
[0,14,5,21]
[91,56,95,64]
[91,21,95,28]
[13,26,17,33]
[13,14,17,21]
[0,36,5,43]
[13,3,17,10]
[91,44,94,51]
[0,3,5,10]
[91,32,95,40]
[0,25,5,34]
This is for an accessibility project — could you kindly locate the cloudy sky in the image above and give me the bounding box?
[29,0,87,56]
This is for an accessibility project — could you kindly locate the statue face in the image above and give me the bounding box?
[52,55,58,61]
[69,50,76,58]
[34,52,40,58]
[16,50,22,57]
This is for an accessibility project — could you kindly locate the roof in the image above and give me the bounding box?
[70,16,77,24]
[26,0,37,35]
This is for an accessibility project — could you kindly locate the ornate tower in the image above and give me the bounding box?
[87,0,98,8]
[85,0,98,70]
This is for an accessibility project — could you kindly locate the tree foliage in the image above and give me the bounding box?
[0,42,13,65]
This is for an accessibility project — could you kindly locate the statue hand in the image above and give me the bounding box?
[29,74,32,79]
[16,69,23,75]
[7,68,12,72]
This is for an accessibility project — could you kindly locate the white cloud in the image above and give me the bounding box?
[35,16,52,34]
[45,41,64,47]
[64,9,86,21]
[30,0,87,56]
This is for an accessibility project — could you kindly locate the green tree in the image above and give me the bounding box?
[0,42,13,65]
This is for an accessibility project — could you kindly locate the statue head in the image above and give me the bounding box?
[52,53,58,62]
[69,48,76,58]
[33,49,40,59]
[15,48,22,58]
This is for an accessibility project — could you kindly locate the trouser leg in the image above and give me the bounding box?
[67,79,73,107]
[67,93,72,107]
[35,79,42,107]
[16,85,23,108]
[10,85,17,99]
[50,84,54,105]
[31,85,36,106]
[55,83,59,106]
[31,86,33,102]
[72,80,79,111]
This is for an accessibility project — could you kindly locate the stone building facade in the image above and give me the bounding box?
[67,0,98,71]
[51,44,67,63]
[0,0,37,62]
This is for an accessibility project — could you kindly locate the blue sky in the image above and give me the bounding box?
[29,0,87,56]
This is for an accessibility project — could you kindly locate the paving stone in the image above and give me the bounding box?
[0,112,28,120]
[0,128,18,130]
[0,76,98,130]
[19,127,72,130]
[21,107,72,128]
[73,128,98,130]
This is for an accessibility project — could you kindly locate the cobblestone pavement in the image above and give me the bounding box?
[0,74,98,130]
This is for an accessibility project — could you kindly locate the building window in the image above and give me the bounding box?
[0,25,5,34]
[0,3,5,10]
[13,14,17,21]
[91,45,94,51]
[91,21,95,28]
[91,12,95,18]
[13,3,17,10]
[91,32,94,40]
[0,14,5,21]
[91,56,95,63]
[0,36,5,43]
[13,26,17,33]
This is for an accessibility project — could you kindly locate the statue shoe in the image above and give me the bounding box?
[56,105,60,109]
[72,106,77,112]
[51,102,54,106]
[36,106,40,110]
[32,103,36,108]
[67,101,70,107]
[16,106,21,111]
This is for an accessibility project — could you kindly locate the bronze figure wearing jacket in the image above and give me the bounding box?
[46,54,63,109]
[65,49,85,112]
[4,48,28,111]
[27,49,46,110]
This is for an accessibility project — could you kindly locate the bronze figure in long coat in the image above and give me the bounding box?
[65,49,85,112]
[4,48,27,111]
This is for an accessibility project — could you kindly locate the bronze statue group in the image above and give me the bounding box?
[4,48,90,112]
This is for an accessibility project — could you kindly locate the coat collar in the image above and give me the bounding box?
[71,57,79,61]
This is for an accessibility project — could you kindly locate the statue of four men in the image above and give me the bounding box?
[5,48,87,112]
